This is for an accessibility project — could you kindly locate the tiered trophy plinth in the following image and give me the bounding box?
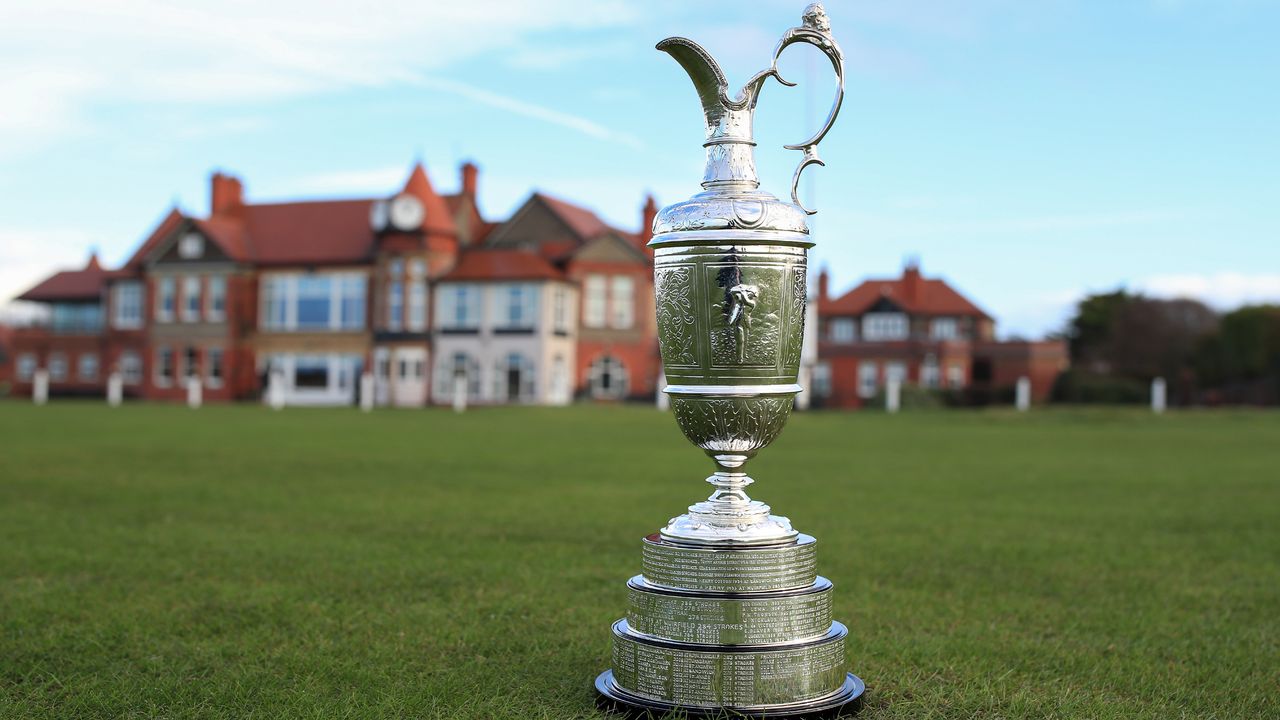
[596,534,863,718]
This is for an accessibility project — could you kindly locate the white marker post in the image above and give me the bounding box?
[360,372,374,413]
[656,373,669,411]
[32,369,48,406]
[1152,377,1167,414]
[1016,376,1031,412]
[885,377,901,414]
[268,370,285,411]
[107,372,123,407]
[452,373,467,413]
[187,376,202,409]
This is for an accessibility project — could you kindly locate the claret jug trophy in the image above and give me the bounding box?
[595,4,864,717]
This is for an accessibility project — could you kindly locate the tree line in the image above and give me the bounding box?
[1054,291,1280,405]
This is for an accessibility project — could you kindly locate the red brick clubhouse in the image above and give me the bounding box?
[7,164,1064,408]
[9,163,659,407]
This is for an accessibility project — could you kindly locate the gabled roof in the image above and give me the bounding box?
[823,267,991,319]
[536,193,612,240]
[437,249,564,283]
[17,254,108,302]
[123,207,186,270]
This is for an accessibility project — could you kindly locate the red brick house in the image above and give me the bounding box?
[814,260,1066,407]
[8,161,657,406]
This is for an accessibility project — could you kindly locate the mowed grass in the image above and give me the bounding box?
[0,402,1277,720]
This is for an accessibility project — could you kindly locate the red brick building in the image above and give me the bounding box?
[7,162,657,406]
[814,261,1067,407]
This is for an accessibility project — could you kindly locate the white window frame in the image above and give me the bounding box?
[205,347,224,388]
[862,312,908,341]
[609,275,634,329]
[206,276,227,322]
[181,275,201,323]
[584,274,606,328]
[857,360,878,399]
[112,282,143,330]
[407,259,427,332]
[17,353,37,381]
[259,273,367,332]
[831,318,855,343]
[812,362,832,397]
[120,351,142,385]
[553,285,569,334]
[156,277,175,322]
[155,347,174,387]
[78,353,99,381]
[921,355,941,389]
[436,284,480,330]
[504,284,534,329]
[588,355,628,400]
[885,361,907,387]
[48,353,68,381]
[947,362,965,389]
[930,317,958,341]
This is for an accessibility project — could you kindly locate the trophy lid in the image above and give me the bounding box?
[649,3,845,248]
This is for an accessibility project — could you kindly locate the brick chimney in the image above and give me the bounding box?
[817,264,830,304]
[210,172,244,217]
[460,161,479,197]
[902,257,922,304]
[640,194,659,246]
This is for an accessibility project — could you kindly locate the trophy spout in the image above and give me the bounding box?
[657,37,766,190]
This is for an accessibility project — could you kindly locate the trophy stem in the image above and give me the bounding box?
[659,454,799,547]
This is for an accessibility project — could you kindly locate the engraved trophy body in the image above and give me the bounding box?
[595,4,865,717]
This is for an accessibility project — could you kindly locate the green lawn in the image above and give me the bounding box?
[0,402,1277,719]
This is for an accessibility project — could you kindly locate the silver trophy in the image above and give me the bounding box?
[595,4,864,717]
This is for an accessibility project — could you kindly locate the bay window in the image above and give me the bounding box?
[112,282,143,329]
[260,273,367,331]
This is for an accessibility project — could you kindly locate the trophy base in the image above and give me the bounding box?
[595,670,865,719]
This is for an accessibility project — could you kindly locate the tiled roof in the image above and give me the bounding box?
[823,269,991,318]
[536,193,613,240]
[240,199,375,265]
[17,254,107,302]
[438,249,564,282]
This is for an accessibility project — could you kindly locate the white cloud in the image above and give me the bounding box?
[0,228,96,307]
[1135,272,1280,309]
[0,0,641,156]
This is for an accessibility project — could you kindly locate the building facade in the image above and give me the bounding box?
[8,162,659,407]
[814,261,1067,407]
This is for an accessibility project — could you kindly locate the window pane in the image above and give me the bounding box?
[295,357,329,388]
[584,275,606,328]
[297,276,332,329]
[610,276,633,328]
[341,276,366,329]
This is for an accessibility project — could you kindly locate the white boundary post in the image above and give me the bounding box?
[885,378,901,414]
[32,369,48,406]
[1152,377,1167,414]
[1015,376,1031,412]
[107,372,123,407]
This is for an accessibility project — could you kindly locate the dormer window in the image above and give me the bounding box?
[178,233,204,259]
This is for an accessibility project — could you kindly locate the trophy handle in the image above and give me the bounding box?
[769,3,845,215]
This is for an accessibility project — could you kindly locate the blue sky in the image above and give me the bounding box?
[2,0,1277,337]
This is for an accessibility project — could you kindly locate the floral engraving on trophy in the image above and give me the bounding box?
[709,263,781,367]
[784,267,807,369]
[655,266,698,367]
[670,396,791,454]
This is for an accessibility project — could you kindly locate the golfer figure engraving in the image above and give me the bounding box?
[727,283,759,364]
[596,3,865,717]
